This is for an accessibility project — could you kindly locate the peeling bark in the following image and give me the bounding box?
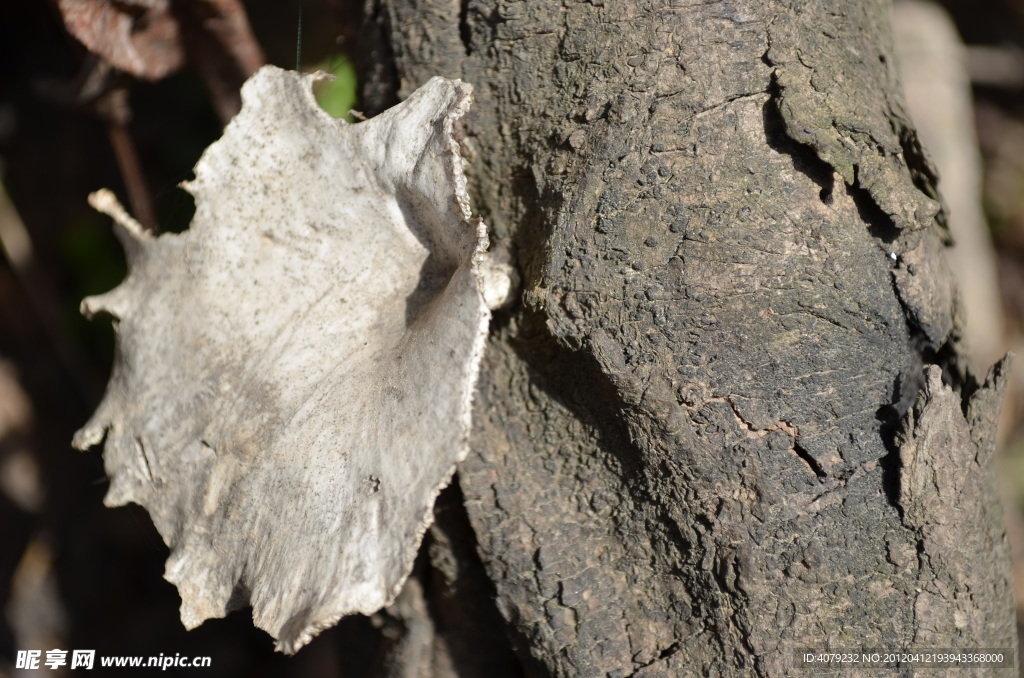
[897,362,1013,650]
[364,0,1017,675]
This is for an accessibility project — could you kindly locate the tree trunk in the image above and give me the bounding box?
[358,0,1017,675]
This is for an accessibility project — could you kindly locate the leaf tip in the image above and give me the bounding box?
[80,287,131,320]
[309,70,335,85]
[88,189,151,242]
[72,421,107,451]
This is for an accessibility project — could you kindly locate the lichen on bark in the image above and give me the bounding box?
[76,66,491,653]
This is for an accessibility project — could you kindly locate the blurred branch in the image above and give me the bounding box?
[35,58,158,233]
[0,184,104,405]
[968,44,1024,89]
[172,0,266,124]
[95,87,159,234]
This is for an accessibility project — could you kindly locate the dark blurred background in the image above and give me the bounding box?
[0,2,369,675]
[1,0,1024,675]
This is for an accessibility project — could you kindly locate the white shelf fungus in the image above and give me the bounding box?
[74,65,491,653]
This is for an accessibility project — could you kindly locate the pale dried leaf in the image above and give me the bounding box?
[74,65,490,652]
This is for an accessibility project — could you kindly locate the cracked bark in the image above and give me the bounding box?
[359,0,1016,675]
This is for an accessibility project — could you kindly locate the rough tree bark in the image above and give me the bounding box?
[354,0,1016,676]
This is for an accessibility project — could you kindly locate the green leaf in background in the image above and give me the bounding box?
[313,54,357,121]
